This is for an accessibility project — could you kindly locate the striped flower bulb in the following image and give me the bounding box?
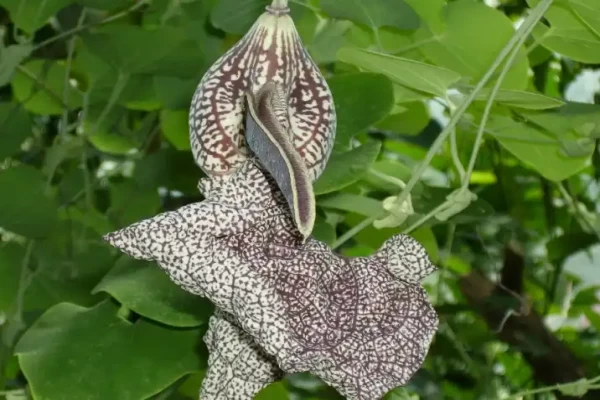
[189,0,337,237]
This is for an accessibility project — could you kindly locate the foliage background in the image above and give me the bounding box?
[1,0,600,399]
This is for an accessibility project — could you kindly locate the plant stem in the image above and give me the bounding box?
[88,72,129,138]
[445,96,466,182]
[403,202,448,234]
[461,0,553,191]
[32,0,149,53]
[270,0,289,8]
[393,0,555,208]
[506,375,600,399]
[332,215,380,250]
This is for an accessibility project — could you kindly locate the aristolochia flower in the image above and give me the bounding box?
[104,159,438,400]
[189,0,336,238]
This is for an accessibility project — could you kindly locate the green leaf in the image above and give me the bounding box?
[518,102,600,139]
[410,227,440,264]
[77,0,130,10]
[0,0,72,33]
[133,148,200,194]
[0,243,24,313]
[16,301,204,400]
[25,240,114,311]
[94,256,213,328]
[0,166,58,237]
[517,103,600,157]
[154,76,197,110]
[318,193,383,217]
[558,378,590,397]
[312,216,336,245]
[256,382,290,399]
[568,0,600,37]
[0,103,32,161]
[160,109,191,150]
[88,132,137,155]
[473,88,565,110]
[109,181,161,228]
[308,20,353,64]
[392,83,429,103]
[338,47,461,97]
[528,0,600,63]
[12,60,82,115]
[0,44,33,86]
[403,0,446,34]
[376,101,430,135]
[487,115,592,181]
[385,387,420,400]
[327,72,394,145]
[211,0,305,35]
[362,160,418,193]
[314,141,381,195]
[82,25,203,77]
[584,309,600,332]
[414,0,530,90]
[320,0,420,31]
[211,0,268,35]
[546,232,598,263]
[66,206,114,236]
[43,136,84,177]
[345,24,418,56]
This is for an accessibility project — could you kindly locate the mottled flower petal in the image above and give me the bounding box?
[104,160,438,400]
[200,309,283,399]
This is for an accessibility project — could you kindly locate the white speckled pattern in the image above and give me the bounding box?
[104,160,438,400]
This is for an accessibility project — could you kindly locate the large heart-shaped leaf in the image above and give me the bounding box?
[414,0,530,90]
[338,47,461,98]
[320,0,420,31]
[328,72,394,145]
[16,301,205,400]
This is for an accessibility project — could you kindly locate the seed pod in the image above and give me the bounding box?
[189,0,336,181]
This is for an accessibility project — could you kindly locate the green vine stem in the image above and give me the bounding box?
[332,0,555,249]
[397,0,555,232]
[460,3,550,192]
[393,0,555,208]
[445,96,466,182]
[31,1,149,53]
[506,375,600,399]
